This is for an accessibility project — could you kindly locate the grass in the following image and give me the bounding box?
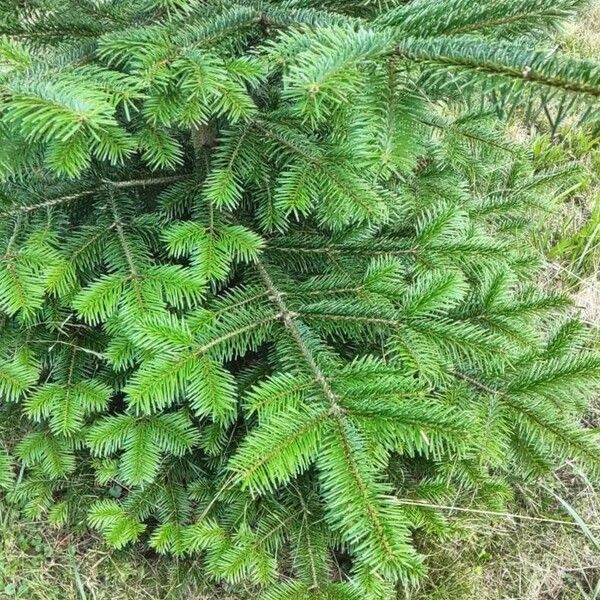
[0,499,247,599]
[561,0,600,59]
[0,502,188,599]
[407,465,600,600]
[535,132,600,287]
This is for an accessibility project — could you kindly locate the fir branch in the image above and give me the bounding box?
[1,0,599,593]
[255,259,344,414]
[396,37,600,97]
[0,175,189,218]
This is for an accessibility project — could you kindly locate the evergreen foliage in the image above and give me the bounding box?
[0,0,599,597]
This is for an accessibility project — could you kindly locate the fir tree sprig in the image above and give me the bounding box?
[0,1,599,598]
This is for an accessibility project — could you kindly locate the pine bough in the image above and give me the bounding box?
[0,0,599,598]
